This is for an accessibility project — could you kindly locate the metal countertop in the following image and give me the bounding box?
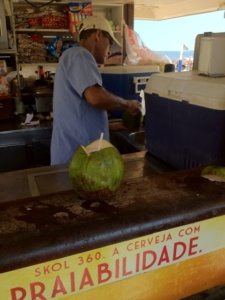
[0,151,168,203]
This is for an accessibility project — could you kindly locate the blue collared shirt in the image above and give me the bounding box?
[51,46,109,165]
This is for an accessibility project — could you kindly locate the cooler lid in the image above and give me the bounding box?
[145,70,225,110]
[100,65,160,74]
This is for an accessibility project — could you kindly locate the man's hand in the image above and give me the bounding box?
[126,100,142,115]
[109,116,143,131]
[109,121,132,132]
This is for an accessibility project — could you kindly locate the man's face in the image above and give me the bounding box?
[95,30,113,65]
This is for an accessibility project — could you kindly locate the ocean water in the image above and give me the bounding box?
[156,50,194,61]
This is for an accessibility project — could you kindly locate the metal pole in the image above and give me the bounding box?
[177,44,183,72]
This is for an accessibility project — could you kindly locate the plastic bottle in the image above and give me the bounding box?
[39,66,44,79]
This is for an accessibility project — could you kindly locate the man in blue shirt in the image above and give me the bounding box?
[51,15,141,165]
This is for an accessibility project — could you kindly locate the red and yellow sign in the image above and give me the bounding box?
[1,215,225,300]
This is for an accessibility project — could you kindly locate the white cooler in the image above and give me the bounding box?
[144,70,225,169]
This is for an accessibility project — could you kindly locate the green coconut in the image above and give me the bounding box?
[69,139,124,200]
[201,165,225,182]
[122,110,143,131]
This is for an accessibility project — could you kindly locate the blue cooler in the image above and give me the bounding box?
[144,70,225,169]
[100,65,160,118]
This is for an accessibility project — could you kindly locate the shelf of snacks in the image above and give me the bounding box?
[12,1,123,66]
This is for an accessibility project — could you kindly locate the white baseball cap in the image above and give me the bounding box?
[79,15,122,47]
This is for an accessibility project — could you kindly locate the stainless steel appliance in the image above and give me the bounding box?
[34,87,53,113]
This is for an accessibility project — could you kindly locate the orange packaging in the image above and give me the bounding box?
[68,2,93,34]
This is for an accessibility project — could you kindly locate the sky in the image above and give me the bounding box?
[134,10,225,51]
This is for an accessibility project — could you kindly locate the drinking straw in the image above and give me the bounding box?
[98,132,104,150]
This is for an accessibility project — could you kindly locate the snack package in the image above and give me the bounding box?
[46,36,63,59]
[0,60,7,76]
[68,1,93,34]
[0,76,9,96]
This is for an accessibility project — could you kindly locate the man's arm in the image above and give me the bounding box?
[83,84,141,115]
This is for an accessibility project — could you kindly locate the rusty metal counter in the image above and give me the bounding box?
[0,152,225,299]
